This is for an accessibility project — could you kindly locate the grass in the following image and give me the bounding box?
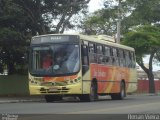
[0,74,29,95]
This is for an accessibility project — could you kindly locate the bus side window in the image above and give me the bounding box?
[97,45,103,54]
[119,49,124,67]
[131,52,136,68]
[125,51,131,68]
[104,46,110,56]
[116,49,120,66]
[112,48,119,66]
[89,43,96,63]
[97,45,103,64]
[129,52,132,68]
[123,50,126,67]
[89,43,94,53]
[104,46,111,65]
[133,52,136,68]
[110,47,113,65]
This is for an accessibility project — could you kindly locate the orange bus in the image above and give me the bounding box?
[28,34,137,102]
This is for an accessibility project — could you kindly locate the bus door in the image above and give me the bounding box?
[81,45,89,75]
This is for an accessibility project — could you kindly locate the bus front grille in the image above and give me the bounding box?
[40,87,69,94]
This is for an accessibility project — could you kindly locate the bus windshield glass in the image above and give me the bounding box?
[30,44,80,76]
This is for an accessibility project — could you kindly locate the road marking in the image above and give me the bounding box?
[67,101,160,114]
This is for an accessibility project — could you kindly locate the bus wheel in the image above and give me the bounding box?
[45,95,62,102]
[111,81,126,100]
[79,81,98,102]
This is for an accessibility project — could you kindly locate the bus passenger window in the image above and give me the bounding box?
[109,48,113,65]
[104,46,110,56]
[119,49,124,67]
[89,43,96,63]
[112,48,119,66]
[97,45,103,64]
[113,48,117,57]
[97,45,102,54]
[125,51,131,68]
[89,43,94,53]
[130,52,136,68]
[104,46,111,65]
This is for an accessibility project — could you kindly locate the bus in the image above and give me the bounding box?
[28,34,137,102]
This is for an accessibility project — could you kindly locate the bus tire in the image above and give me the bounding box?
[45,95,62,102]
[79,81,98,102]
[111,81,126,100]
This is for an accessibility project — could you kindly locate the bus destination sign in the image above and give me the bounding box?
[31,35,79,44]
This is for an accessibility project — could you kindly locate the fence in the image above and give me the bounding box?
[137,78,160,93]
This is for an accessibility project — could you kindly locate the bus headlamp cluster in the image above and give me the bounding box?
[66,77,81,84]
[29,79,39,85]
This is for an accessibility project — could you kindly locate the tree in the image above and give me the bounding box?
[13,0,90,35]
[120,0,160,93]
[122,25,160,93]
[0,0,28,74]
[121,0,160,34]
[80,8,117,35]
[80,0,125,35]
[0,0,90,74]
[81,0,160,35]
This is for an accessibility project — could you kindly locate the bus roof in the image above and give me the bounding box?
[32,34,134,51]
[79,34,134,51]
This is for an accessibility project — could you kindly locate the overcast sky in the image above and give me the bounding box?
[88,0,104,13]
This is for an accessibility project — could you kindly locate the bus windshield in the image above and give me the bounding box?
[30,44,80,76]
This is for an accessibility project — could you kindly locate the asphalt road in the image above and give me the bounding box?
[0,95,160,120]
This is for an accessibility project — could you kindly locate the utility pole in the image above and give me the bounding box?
[116,0,122,44]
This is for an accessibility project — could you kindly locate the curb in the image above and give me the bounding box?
[0,96,45,103]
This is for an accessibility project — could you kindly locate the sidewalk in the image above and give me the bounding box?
[0,95,45,103]
[0,94,159,103]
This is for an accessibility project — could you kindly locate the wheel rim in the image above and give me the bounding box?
[121,87,125,98]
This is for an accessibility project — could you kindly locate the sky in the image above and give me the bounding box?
[64,0,104,34]
[142,55,160,71]
[88,0,104,13]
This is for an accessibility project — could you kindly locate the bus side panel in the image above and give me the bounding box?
[126,68,137,93]
[90,64,136,94]
[90,64,109,93]
[110,67,129,93]
[82,69,91,94]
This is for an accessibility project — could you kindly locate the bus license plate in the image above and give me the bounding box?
[49,88,57,92]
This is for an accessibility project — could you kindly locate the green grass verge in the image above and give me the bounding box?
[0,74,29,95]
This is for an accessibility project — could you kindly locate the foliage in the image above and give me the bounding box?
[122,25,160,93]
[12,0,90,34]
[122,0,160,34]
[81,8,117,35]
[122,25,160,58]
[80,0,130,35]
[80,0,160,35]
[0,0,90,74]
